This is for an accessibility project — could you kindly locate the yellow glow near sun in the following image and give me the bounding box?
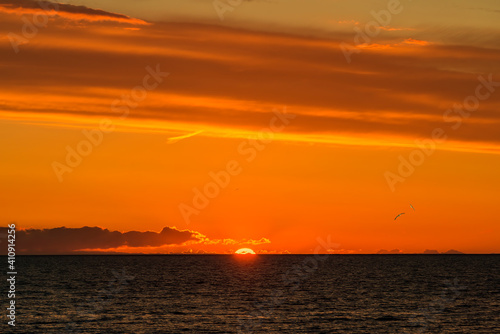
[235,248,256,255]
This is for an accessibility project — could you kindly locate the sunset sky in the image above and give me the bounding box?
[1,0,499,254]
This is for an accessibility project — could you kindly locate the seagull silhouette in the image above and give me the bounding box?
[410,204,415,211]
[394,213,405,220]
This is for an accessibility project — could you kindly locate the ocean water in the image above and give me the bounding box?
[3,255,499,333]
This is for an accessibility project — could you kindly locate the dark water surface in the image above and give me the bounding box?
[2,255,499,333]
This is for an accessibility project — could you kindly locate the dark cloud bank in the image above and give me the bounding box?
[0,226,199,254]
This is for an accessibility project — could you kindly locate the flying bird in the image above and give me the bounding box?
[410,204,415,211]
[394,213,405,220]
[166,130,203,144]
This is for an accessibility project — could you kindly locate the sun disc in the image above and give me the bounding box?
[235,248,256,255]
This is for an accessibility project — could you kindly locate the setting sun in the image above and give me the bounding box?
[235,248,256,255]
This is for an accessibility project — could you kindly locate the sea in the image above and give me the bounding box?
[2,255,499,333]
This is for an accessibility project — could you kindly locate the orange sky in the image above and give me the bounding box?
[0,0,499,254]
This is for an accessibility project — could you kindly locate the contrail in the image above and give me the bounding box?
[166,130,203,144]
